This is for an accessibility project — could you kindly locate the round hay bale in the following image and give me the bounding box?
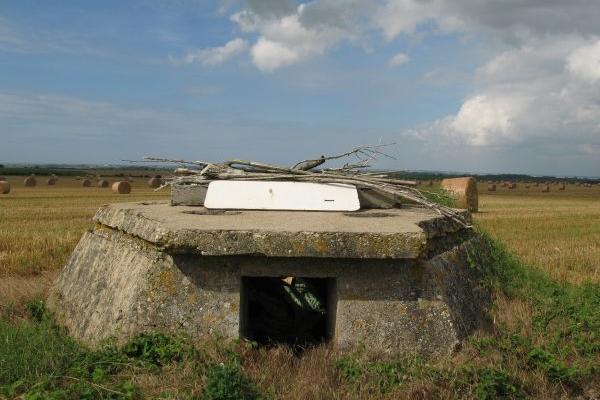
[0,181,10,194]
[148,176,163,188]
[111,181,131,194]
[541,184,550,192]
[46,177,57,185]
[441,177,478,212]
[24,176,36,187]
[82,179,92,187]
[487,183,496,191]
[98,179,110,188]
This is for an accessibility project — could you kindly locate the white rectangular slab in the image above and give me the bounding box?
[204,180,360,211]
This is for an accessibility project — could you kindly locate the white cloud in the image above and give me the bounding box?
[251,37,300,71]
[415,36,600,148]
[449,95,526,146]
[232,1,364,71]
[375,0,600,43]
[567,40,600,82]
[246,9,347,72]
[580,144,600,156]
[180,38,247,67]
[374,0,464,40]
[388,52,409,67]
[216,0,600,163]
[226,0,600,72]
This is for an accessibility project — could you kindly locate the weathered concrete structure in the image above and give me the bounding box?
[48,201,490,357]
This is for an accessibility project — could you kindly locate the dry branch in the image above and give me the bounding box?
[135,144,470,227]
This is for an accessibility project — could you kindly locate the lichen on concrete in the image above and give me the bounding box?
[48,201,490,357]
[92,201,468,259]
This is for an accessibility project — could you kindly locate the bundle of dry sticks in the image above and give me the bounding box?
[138,143,470,227]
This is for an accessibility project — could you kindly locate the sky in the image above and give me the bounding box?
[1,0,600,176]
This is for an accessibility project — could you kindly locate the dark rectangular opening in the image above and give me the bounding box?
[240,276,336,347]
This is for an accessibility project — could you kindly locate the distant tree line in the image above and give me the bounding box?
[386,170,599,184]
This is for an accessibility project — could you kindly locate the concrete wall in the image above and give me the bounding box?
[49,227,489,358]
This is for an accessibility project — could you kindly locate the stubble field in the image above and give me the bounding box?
[0,176,598,399]
[476,183,600,285]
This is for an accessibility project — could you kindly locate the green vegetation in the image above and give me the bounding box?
[331,234,598,399]
[335,355,525,399]
[388,170,600,185]
[418,186,456,207]
[0,177,598,398]
[0,166,172,177]
[0,308,137,399]
[1,233,596,399]
[0,305,257,399]
[0,167,87,177]
[203,363,260,400]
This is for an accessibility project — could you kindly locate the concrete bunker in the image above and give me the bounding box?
[48,185,490,358]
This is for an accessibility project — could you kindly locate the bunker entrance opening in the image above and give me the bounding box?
[240,276,336,347]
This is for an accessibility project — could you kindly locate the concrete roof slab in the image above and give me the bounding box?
[94,202,469,259]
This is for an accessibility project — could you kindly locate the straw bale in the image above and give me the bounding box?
[111,181,131,194]
[148,176,162,188]
[441,177,478,212]
[24,176,36,187]
[0,181,10,194]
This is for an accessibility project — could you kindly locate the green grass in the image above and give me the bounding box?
[468,235,598,386]
[0,302,260,399]
[418,186,456,208]
[1,180,598,398]
[0,315,139,399]
[331,233,598,398]
[1,233,597,399]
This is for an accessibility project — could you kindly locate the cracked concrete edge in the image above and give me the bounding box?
[93,204,438,259]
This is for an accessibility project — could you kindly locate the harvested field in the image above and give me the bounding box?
[0,176,168,276]
[0,177,598,399]
[473,183,600,284]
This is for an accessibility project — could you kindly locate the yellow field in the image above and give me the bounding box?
[1,175,598,399]
[0,176,169,306]
[1,177,598,295]
[474,183,600,285]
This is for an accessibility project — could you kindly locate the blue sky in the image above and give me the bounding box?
[1,1,600,176]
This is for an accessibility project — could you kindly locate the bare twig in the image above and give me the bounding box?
[128,143,470,228]
[291,143,396,171]
[60,376,126,396]
[143,157,208,167]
